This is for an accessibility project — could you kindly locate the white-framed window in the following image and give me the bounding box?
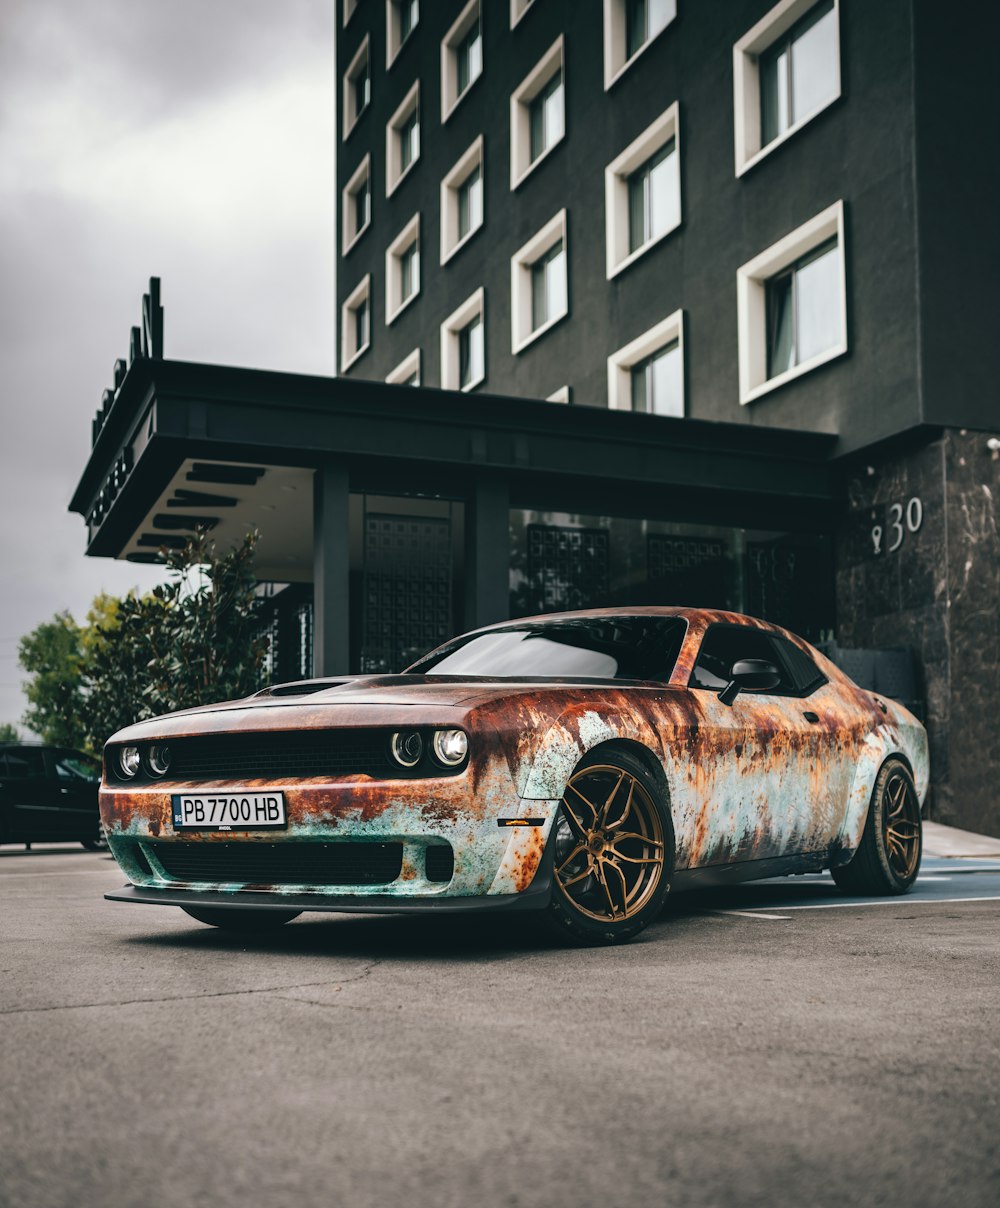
[342,37,370,139]
[511,0,534,27]
[603,0,677,89]
[341,155,372,254]
[387,0,419,67]
[733,0,840,176]
[736,199,846,404]
[387,348,421,385]
[344,0,358,26]
[608,310,685,416]
[385,214,421,323]
[510,37,565,188]
[386,82,420,196]
[605,102,680,279]
[546,385,571,404]
[441,0,483,121]
[441,287,485,391]
[510,210,568,353]
[340,275,372,371]
[440,136,484,264]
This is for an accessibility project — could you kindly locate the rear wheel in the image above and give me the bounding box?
[545,750,672,946]
[182,906,301,931]
[832,758,922,895]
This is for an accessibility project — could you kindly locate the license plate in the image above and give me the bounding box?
[171,791,287,831]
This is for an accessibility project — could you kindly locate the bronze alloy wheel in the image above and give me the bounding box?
[832,756,922,896]
[554,761,667,927]
[882,767,921,881]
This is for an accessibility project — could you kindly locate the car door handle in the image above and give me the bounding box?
[802,711,820,724]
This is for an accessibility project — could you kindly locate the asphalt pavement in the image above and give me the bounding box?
[1,841,998,1208]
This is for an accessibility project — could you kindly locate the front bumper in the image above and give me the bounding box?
[100,772,561,905]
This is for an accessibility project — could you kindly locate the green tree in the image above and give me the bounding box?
[0,722,21,744]
[78,530,268,749]
[17,611,89,749]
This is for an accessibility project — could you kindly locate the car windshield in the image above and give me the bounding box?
[407,616,686,682]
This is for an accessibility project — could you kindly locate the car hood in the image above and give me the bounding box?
[104,675,646,744]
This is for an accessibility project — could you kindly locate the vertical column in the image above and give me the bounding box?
[312,462,351,676]
[464,475,510,630]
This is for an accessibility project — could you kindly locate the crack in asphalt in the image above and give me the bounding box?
[0,962,381,1017]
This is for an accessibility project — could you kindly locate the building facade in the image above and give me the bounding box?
[72,1,998,834]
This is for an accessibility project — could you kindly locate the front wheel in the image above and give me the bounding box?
[182,906,301,931]
[545,750,672,946]
[832,758,922,895]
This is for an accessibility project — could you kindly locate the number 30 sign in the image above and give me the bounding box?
[872,498,923,555]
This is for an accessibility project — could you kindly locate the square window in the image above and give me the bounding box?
[733,0,841,175]
[341,274,372,371]
[343,37,370,138]
[440,287,485,390]
[511,210,568,353]
[341,154,372,253]
[442,1,483,121]
[608,310,685,416]
[386,82,420,195]
[603,0,676,89]
[385,214,421,324]
[440,136,484,263]
[605,102,681,278]
[387,348,421,385]
[736,200,846,403]
[510,37,565,187]
[387,0,419,66]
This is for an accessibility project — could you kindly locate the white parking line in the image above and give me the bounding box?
[751,895,1000,912]
[712,910,791,920]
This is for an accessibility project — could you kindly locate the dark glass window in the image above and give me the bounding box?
[630,339,681,416]
[399,0,418,43]
[458,166,482,239]
[55,752,100,781]
[625,0,674,60]
[458,314,483,387]
[530,240,566,332]
[1,747,45,779]
[765,237,840,379]
[400,107,419,172]
[352,176,370,235]
[456,18,482,95]
[690,625,796,694]
[409,616,687,682]
[759,0,837,146]
[400,240,418,301]
[627,138,678,253]
[772,636,827,694]
[353,58,370,118]
[354,296,369,351]
[529,71,564,163]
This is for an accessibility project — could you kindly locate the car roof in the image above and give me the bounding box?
[474,606,767,630]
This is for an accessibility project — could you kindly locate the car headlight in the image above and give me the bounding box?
[119,746,141,778]
[390,730,424,768]
[431,729,468,767]
[147,744,171,776]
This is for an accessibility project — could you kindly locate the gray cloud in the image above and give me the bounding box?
[0,0,335,731]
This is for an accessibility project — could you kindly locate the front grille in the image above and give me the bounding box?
[146,841,403,886]
[149,730,391,783]
[425,845,454,883]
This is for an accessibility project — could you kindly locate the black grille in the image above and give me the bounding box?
[146,730,392,783]
[425,845,454,883]
[146,841,403,886]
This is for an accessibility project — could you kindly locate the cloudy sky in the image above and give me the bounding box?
[0,0,335,730]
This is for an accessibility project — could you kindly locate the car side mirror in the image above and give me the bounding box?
[718,659,782,707]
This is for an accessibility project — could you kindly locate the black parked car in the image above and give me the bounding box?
[0,744,105,850]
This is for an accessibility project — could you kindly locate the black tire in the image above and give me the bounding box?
[543,748,673,946]
[181,906,301,931]
[832,757,922,895]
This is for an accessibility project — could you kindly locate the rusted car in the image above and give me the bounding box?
[100,608,928,944]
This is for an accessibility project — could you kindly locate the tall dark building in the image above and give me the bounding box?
[73,0,998,833]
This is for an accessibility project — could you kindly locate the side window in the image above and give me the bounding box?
[54,751,99,781]
[772,636,827,696]
[4,747,45,778]
[689,626,794,694]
